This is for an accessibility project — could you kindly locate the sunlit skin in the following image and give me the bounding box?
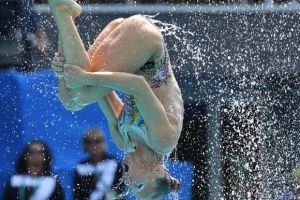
[25,143,46,177]
[48,0,184,198]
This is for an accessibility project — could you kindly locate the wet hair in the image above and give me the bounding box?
[116,168,180,200]
[16,140,53,175]
[148,169,181,200]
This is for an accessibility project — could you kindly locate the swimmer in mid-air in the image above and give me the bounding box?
[49,0,184,198]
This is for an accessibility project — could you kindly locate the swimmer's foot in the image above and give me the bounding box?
[48,0,81,19]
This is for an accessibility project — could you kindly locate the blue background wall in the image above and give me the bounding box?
[0,69,193,199]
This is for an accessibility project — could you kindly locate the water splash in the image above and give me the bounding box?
[144,11,300,199]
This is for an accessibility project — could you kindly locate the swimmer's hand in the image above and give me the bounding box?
[63,64,86,88]
[51,52,65,78]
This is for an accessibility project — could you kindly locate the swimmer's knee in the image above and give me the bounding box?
[108,18,125,28]
[115,18,125,23]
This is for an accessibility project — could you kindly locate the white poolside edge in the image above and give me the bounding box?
[34,3,300,14]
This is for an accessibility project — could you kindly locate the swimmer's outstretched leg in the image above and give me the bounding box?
[48,0,91,71]
[48,0,124,109]
[48,0,105,109]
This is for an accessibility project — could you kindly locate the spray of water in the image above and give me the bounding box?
[145,11,300,199]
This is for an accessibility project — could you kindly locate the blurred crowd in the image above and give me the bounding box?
[2,128,126,200]
[0,0,49,72]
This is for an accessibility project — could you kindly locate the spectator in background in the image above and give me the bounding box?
[0,0,49,72]
[17,0,49,72]
[74,128,125,200]
[2,140,65,200]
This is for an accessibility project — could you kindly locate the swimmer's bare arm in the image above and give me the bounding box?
[97,93,133,151]
[52,36,105,111]
[64,67,180,154]
[55,72,111,111]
